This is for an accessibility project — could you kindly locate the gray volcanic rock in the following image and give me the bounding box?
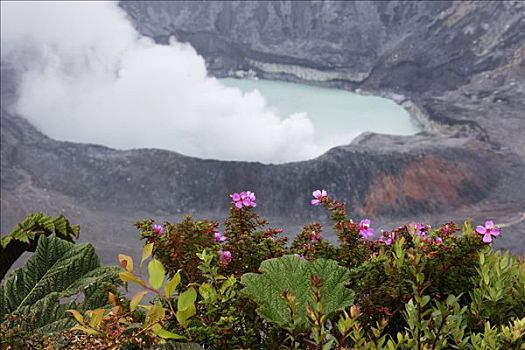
[2,1,525,259]
[120,1,525,152]
[2,107,524,257]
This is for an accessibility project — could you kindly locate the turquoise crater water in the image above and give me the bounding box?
[220,78,419,146]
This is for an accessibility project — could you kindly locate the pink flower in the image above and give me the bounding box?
[434,236,443,244]
[476,221,500,243]
[414,223,430,237]
[378,230,395,245]
[311,189,327,206]
[385,232,396,246]
[214,231,226,243]
[359,219,375,239]
[310,231,322,244]
[230,191,256,208]
[219,250,232,265]
[153,224,163,235]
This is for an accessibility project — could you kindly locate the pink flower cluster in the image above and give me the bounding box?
[378,231,396,246]
[230,191,256,209]
[310,231,322,244]
[153,224,163,235]
[377,223,444,246]
[219,250,232,265]
[414,223,431,237]
[214,231,226,243]
[224,190,501,248]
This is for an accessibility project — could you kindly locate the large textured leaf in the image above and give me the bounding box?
[241,255,353,331]
[0,234,119,333]
[0,212,79,280]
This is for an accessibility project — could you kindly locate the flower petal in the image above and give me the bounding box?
[476,225,486,234]
[485,221,495,229]
[482,233,492,243]
[312,190,321,198]
[311,199,320,206]
[491,227,500,236]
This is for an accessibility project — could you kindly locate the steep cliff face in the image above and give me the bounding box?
[2,1,524,258]
[3,110,512,218]
[120,1,523,89]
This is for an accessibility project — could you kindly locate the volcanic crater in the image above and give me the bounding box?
[2,1,524,259]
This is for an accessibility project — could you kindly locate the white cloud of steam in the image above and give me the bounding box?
[1,1,335,163]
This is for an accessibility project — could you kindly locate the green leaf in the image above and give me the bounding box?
[145,301,165,327]
[67,309,85,325]
[198,283,217,303]
[71,324,100,335]
[176,287,197,327]
[151,323,186,340]
[148,259,165,290]
[119,271,146,287]
[0,234,119,334]
[88,308,106,329]
[141,243,154,270]
[130,290,149,312]
[0,213,79,281]
[241,255,353,332]
[13,230,30,244]
[164,271,181,298]
[176,304,196,327]
[178,287,197,311]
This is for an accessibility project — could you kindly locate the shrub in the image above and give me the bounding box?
[122,190,523,348]
[4,190,523,349]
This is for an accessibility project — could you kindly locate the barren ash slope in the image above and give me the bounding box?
[2,1,525,260]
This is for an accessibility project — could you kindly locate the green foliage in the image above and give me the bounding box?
[127,192,523,349]
[290,223,337,261]
[221,205,289,278]
[136,216,218,283]
[470,250,525,329]
[64,243,202,349]
[0,212,79,280]
[241,255,354,333]
[347,221,490,333]
[0,234,119,337]
[4,191,522,350]
[0,212,79,249]
[116,243,192,340]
